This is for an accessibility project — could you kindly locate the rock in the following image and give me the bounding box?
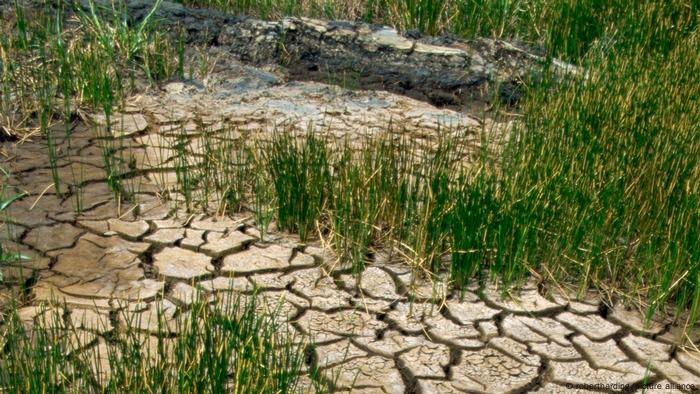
[153,247,214,279]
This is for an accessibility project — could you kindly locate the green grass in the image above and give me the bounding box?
[259,130,332,244]
[0,294,327,392]
[0,171,29,281]
[179,0,698,62]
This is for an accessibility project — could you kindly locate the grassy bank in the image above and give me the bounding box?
[0,295,325,392]
[179,0,698,61]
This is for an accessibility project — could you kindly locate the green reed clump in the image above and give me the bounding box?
[261,130,331,243]
[1,0,180,137]
[448,168,498,287]
[329,139,381,274]
[480,1,700,317]
[0,294,326,393]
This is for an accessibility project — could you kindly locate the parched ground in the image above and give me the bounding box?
[2,20,700,394]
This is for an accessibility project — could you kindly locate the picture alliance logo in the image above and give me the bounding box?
[566,383,697,391]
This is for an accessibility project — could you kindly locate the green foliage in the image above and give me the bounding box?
[0,295,327,392]
[0,174,29,280]
[260,129,331,243]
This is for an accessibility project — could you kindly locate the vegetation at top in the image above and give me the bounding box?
[179,0,699,62]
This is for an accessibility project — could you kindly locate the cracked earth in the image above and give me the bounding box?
[2,50,700,393]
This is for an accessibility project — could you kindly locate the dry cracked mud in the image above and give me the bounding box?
[2,33,700,394]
